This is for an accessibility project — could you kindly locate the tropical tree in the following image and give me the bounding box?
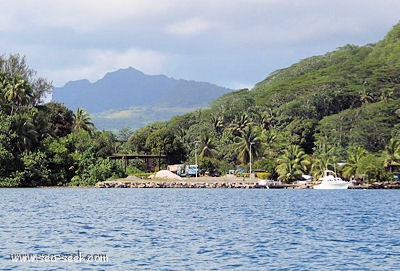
[383,137,400,172]
[358,154,385,182]
[43,102,74,137]
[342,146,368,179]
[73,108,95,134]
[145,127,184,165]
[0,54,52,105]
[260,128,277,157]
[0,112,16,180]
[117,127,134,141]
[311,143,338,179]
[276,145,311,182]
[260,108,276,130]
[198,132,218,158]
[210,113,225,135]
[229,113,251,137]
[380,88,394,103]
[4,74,33,115]
[233,125,263,165]
[11,113,39,152]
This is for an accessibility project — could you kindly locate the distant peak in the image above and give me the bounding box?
[120,66,144,74]
[63,79,91,88]
[106,66,144,76]
[100,67,146,82]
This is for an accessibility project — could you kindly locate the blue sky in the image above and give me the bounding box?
[1,0,400,90]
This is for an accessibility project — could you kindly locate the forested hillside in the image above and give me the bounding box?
[123,22,400,182]
[251,22,400,153]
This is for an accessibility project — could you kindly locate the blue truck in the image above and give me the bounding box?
[176,164,199,177]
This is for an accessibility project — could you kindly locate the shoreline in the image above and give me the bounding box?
[94,176,400,189]
[3,176,398,189]
[95,179,287,189]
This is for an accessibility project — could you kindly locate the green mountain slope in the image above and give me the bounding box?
[254,22,400,103]
[245,22,400,151]
[126,22,400,177]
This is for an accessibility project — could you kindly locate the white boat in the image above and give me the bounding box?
[257,179,269,189]
[313,170,349,189]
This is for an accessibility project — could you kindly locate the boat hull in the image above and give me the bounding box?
[313,169,349,189]
[313,182,349,189]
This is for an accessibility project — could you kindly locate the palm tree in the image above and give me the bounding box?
[276,145,310,183]
[311,143,337,178]
[198,132,218,158]
[342,146,368,179]
[262,128,277,157]
[4,75,33,115]
[229,113,251,137]
[73,108,95,134]
[383,138,400,172]
[256,107,276,130]
[233,125,263,165]
[210,114,225,135]
[12,113,39,152]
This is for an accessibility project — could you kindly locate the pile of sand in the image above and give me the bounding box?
[154,170,182,180]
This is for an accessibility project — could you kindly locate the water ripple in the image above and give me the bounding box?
[1,188,400,270]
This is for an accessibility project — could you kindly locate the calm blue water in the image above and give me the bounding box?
[0,188,399,270]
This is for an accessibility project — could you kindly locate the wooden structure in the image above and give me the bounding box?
[109,154,167,172]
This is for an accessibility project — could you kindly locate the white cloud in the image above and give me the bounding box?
[165,18,213,36]
[0,0,174,32]
[2,0,400,90]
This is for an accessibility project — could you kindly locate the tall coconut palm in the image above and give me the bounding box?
[73,108,95,134]
[276,145,310,183]
[233,125,263,165]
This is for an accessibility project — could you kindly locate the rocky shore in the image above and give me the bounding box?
[95,174,292,189]
[95,177,400,189]
[95,179,278,189]
[95,171,400,189]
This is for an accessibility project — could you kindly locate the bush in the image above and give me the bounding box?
[69,158,125,186]
[16,151,51,187]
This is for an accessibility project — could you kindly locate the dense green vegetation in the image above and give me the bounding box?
[0,54,125,187]
[2,22,400,187]
[123,22,400,183]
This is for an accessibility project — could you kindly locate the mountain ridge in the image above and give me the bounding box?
[52,67,232,130]
[53,67,232,113]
